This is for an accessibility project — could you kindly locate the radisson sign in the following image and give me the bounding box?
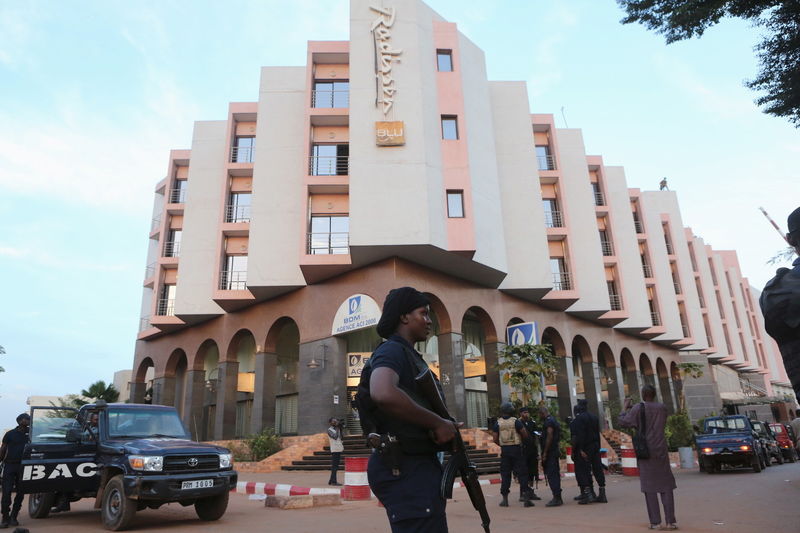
[370,5,402,116]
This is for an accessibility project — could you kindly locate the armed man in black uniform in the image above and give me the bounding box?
[518,407,541,500]
[538,404,563,507]
[0,413,30,528]
[492,402,533,508]
[366,287,458,533]
[572,399,608,504]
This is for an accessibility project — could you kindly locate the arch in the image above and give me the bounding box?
[424,292,452,335]
[571,335,593,364]
[264,317,299,354]
[620,348,639,398]
[164,348,188,378]
[464,306,498,343]
[656,357,675,413]
[597,342,616,368]
[135,357,155,383]
[656,358,669,378]
[541,327,566,357]
[192,339,220,373]
[620,348,636,372]
[639,353,655,388]
[670,361,681,382]
[598,342,621,428]
[225,328,256,365]
[541,327,570,420]
[272,318,300,435]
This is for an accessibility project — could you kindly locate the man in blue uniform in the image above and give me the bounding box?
[571,399,607,504]
[367,287,458,533]
[570,402,592,503]
[538,404,563,507]
[518,407,541,500]
[492,402,533,507]
[0,413,30,528]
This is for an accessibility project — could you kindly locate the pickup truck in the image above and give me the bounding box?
[752,420,784,465]
[20,402,238,531]
[695,415,765,473]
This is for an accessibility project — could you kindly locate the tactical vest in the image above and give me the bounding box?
[498,417,521,446]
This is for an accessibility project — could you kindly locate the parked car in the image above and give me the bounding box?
[695,415,765,473]
[752,420,784,465]
[769,422,798,462]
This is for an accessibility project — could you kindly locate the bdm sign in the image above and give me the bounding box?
[331,294,382,335]
[506,322,538,346]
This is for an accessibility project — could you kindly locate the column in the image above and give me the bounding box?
[152,376,175,407]
[659,376,675,414]
[625,367,642,399]
[483,341,504,413]
[581,360,606,428]
[251,351,277,435]
[680,351,722,424]
[181,370,206,440]
[437,332,467,425]
[555,356,577,421]
[665,376,678,414]
[129,382,146,404]
[297,337,347,435]
[214,361,239,440]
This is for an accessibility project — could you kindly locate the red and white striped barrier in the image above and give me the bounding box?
[451,478,501,490]
[620,447,639,476]
[232,481,341,496]
[600,449,608,468]
[343,456,371,500]
[566,446,575,473]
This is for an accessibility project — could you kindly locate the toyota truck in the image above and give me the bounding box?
[20,401,237,530]
[695,415,764,473]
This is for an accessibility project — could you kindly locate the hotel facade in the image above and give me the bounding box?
[131,0,794,441]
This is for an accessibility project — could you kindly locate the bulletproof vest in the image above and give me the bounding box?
[498,417,521,446]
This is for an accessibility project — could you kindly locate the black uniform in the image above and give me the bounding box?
[573,410,605,489]
[367,335,447,533]
[541,415,562,497]
[570,416,592,491]
[519,417,539,482]
[493,416,529,499]
[1,426,28,520]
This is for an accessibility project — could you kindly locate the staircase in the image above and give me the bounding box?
[282,435,501,475]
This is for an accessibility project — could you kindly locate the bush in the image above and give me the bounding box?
[665,411,694,450]
[247,427,282,461]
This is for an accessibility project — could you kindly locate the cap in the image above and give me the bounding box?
[16,413,30,424]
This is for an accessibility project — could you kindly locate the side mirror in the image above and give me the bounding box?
[66,429,82,443]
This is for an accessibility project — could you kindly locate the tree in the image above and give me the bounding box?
[496,343,559,407]
[81,380,120,403]
[0,345,5,374]
[617,1,800,126]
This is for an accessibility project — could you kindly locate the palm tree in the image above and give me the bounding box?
[81,380,120,403]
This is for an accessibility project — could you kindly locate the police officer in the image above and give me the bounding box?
[367,287,457,533]
[492,402,533,507]
[0,413,30,528]
[518,406,541,500]
[570,401,592,503]
[538,404,563,507]
[572,399,608,504]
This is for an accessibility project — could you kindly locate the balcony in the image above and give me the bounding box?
[681,324,690,337]
[144,262,156,280]
[544,210,563,228]
[698,295,706,308]
[230,145,255,164]
[601,240,614,256]
[219,270,247,291]
[156,298,175,316]
[309,155,349,176]
[139,316,151,332]
[673,282,682,295]
[163,241,181,258]
[537,154,556,171]
[307,232,349,255]
[642,264,653,278]
[169,187,186,204]
[665,242,674,254]
[608,293,622,311]
[552,271,572,291]
[650,311,662,326]
[706,333,714,347]
[225,204,251,224]
[594,192,605,206]
[150,216,161,235]
[634,220,644,234]
[311,90,349,108]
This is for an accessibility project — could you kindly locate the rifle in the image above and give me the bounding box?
[415,368,490,533]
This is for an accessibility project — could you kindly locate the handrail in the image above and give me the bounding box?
[163,241,181,258]
[537,154,556,171]
[681,324,690,337]
[308,155,349,176]
[642,264,653,278]
[674,281,682,294]
[307,232,349,255]
[594,192,606,206]
[219,270,247,290]
[608,294,622,311]
[634,220,644,234]
[225,204,251,223]
[650,311,662,326]
[601,240,614,256]
[169,187,186,204]
[544,210,563,228]
[311,90,350,108]
[552,271,572,291]
[156,298,175,316]
[230,145,255,163]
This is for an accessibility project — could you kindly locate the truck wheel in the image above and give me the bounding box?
[752,454,762,473]
[195,491,229,521]
[776,452,784,465]
[101,475,137,531]
[28,492,55,519]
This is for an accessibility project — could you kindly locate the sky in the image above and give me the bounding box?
[0,1,797,422]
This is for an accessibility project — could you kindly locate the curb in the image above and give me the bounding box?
[232,477,503,498]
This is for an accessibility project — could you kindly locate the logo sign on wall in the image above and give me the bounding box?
[375,120,405,146]
[347,352,372,386]
[506,322,538,346]
[331,294,382,335]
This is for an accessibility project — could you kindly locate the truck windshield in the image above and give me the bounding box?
[107,408,188,439]
[706,418,746,432]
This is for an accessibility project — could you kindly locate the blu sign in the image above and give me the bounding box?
[506,322,538,346]
[331,294,382,335]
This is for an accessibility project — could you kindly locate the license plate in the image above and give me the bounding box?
[181,479,214,490]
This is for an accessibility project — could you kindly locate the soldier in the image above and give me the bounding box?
[0,413,30,528]
[366,287,457,533]
[538,404,563,507]
[491,402,533,507]
[570,401,592,503]
[571,399,608,504]
[518,407,541,500]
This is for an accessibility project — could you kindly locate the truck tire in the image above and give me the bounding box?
[776,451,784,465]
[28,492,55,519]
[101,475,137,531]
[752,453,762,473]
[195,490,229,521]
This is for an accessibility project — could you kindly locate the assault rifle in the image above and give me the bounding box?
[415,368,490,533]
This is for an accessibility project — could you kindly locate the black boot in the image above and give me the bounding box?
[574,486,588,502]
[578,487,596,505]
[7,511,17,527]
[595,487,608,503]
[545,494,563,507]
[519,491,535,507]
[529,490,542,501]
[0,515,8,529]
[499,494,509,507]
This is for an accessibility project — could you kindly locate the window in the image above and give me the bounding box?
[536,145,554,170]
[221,255,248,290]
[310,144,349,176]
[447,191,464,218]
[550,257,571,290]
[607,281,621,310]
[441,116,458,140]
[170,179,187,203]
[226,192,252,223]
[312,81,349,108]
[164,229,181,257]
[232,136,255,163]
[309,215,349,254]
[592,182,605,206]
[157,284,176,316]
[542,199,561,227]
[436,49,453,72]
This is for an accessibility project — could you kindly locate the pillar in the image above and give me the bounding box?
[483,341,504,414]
[129,382,146,404]
[437,332,467,425]
[659,375,675,414]
[152,376,175,407]
[297,337,347,435]
[182,370,206,440]
[665,376,678,414]
[581,360,606,428]
[608,365,625,411]
[214,361,239,440]
[680,351,722,424]
[251,351,277,435]
[625,367,642,399]
[555,356,577,421]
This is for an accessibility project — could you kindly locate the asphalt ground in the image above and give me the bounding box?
[12,461,800,532]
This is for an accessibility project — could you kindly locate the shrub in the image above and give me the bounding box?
[247,427,282,461]
[665,411,694,450]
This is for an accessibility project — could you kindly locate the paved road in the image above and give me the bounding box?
[13,462,800,532]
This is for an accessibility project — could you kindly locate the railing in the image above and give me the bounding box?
[634,220,644,234]
[150,216,161,234]
[698,295,706,308]
[230,145,255,163]
[144,262,156,280]
[139,316,151,332]
[544,210,563,228]
[537,154,556,171]
[163,241,181,258]
[673,281,682,294]
[225,204,251,223]
[308,155,349,176]
[169,187,186,204]
[650,311,662,326]
[740,378,768,397]
[608,294,622,311]
[219,270,247,291]
[681,324,690,337]
[594,192,606,206]
[706,333,714,347]
[552,271,572,291]
[642,264,653,278]
[311,90,350,108]
[156,298,175,316]
[307,232,349,255]
[665,242,674,254]
[601,240,614,256]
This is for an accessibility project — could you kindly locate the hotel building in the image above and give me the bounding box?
[131,0,793,440]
